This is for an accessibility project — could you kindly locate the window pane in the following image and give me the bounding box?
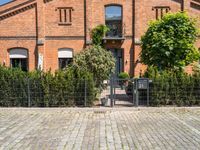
[21,59,28,72]
[59,58,73,69]
[105,6,122,37]
[11,59,20,68]
[10,58,28,72]
[105,6,122,21]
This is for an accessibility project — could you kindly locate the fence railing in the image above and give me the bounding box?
[0,78,94,107]
[109,78,200,106]
[148,80,200,106]
[1,77,200,107]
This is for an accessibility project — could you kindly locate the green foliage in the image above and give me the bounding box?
[74,45,115,90]
[118,72,130,88]
[144,66,200,106]
[141,12,200,71]
[91,24,110,46]
[0,65,95,107]
[118,72,130,79]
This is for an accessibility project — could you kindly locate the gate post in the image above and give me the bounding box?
[84,79,87,107]
[110,77,114,107]
[135,79,139,107]
[27,78,31,107]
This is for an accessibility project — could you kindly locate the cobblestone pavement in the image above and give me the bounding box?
[0,107,200,150]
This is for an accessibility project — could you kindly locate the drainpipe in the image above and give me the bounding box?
[84,0,87,47]
[36,0,45,71]
[181,0,184,11]
[132,0,135,77]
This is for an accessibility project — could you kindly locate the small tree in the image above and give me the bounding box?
[141,12,200,71]
[74,45,115,89]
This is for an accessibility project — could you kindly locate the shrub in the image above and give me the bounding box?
[118,72,130,79]
[141,12,200,71]
[74,45,115,90]
[144,67,200,106]
[0,65,96,107]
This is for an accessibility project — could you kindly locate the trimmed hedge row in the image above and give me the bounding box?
[0,66,96,107]
[145,67,200,106]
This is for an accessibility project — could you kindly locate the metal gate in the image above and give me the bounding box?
[110,78,134,107]
[100,78,150,107]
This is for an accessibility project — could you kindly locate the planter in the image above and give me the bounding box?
[119,80,128,90]
[120,85,126,90]
[101,97,111,106]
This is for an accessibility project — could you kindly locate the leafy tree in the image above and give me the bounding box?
[74,45,115,89]
[141,12,200,71]
[91,24,110,46]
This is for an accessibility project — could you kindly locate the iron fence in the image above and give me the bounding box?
[149,80,200,106]
[0,78,94,107]
[106,78,200,107]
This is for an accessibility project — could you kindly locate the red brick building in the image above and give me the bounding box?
[0,0,199,76]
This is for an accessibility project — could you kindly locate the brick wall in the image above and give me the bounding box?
[0,0,199,76]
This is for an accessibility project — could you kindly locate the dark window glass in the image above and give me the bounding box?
[59,58,73,69]
[105,6,122,37]
[10,58,28,72]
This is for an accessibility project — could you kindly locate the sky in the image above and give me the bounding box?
[0,0,12,5]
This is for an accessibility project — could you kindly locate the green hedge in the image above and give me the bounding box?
[0,65,96,107]
[145,66,200,106]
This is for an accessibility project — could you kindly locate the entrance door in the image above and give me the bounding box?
[110,49,123,77]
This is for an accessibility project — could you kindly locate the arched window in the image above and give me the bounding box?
[105,5,122,37]
[58,48,73,69]
[9,48,28,71]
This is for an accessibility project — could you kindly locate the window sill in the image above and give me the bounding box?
[103,36,125,40]
[58,22,72,26]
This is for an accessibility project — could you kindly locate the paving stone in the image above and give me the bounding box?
[0,108,200,150]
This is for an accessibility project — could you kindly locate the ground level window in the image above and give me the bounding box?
[10,58,28,71]
[59,58,73,69]
[9,48,28,71]
[58,48,73,69]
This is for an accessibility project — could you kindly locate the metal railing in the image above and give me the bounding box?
[107,78,200,107]
[149,80,200,106]
[105,22,126,38]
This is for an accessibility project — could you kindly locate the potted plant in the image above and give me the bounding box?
[118,72,130,89]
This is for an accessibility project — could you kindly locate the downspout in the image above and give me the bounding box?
[84,0,87,47]
[181,0,184,11]
[35,3,39,69]
[132,0,135,77]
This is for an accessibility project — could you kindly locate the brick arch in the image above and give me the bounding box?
[8,47,29,59]
[104,3,123,7]
[8,47,28,54]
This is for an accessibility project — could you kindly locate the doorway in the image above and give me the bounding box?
[110,48,123,77]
